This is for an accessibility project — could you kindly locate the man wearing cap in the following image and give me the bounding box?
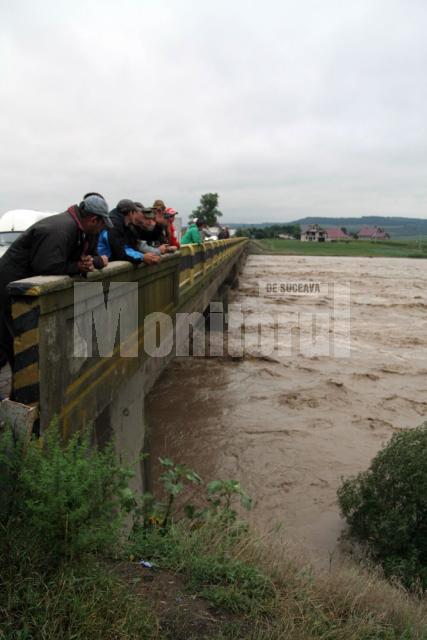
[104,199,160,265]
[0,193,113,398]
[139,200,178,252]
[139,199,170,247]
[133,203,167,256]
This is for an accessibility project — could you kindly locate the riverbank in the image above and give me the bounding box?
[2,403,427,638]
[252,237,427,257]
[5,515,427,639]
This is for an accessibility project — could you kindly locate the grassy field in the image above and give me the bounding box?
[391,235,427,242]
[253,238,427,258]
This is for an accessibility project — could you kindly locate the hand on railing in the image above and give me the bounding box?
[78,255,95,273]
[143,253,160,265]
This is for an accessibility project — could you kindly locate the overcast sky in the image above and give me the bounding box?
[1,0,427,222]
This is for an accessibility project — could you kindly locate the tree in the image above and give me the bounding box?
[192,193,222,227]
[338,422,427,590]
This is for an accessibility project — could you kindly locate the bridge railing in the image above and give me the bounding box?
[7,238,248,435]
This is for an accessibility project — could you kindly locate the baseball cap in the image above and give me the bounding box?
[116,199,139,216]
[152,199,166,210]
[135,202,156,219]
[82,195,113,228]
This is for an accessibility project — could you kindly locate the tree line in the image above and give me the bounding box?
[235,224,301,239]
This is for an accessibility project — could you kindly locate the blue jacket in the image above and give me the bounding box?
[98,209,144,263]
[97,229,143,262]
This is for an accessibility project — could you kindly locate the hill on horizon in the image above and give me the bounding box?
[229,216,427,237]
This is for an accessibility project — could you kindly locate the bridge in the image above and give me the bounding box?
[5,238,248,492]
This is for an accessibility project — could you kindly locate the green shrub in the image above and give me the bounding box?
[0,422,154,638]
[0,421,134,564]
[338,422,427,590]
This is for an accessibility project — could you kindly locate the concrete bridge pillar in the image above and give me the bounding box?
[110,367,146,496]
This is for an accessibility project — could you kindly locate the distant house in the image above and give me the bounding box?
[325,227,351,242]
[300,224,327,242]
[278,233,295,240]
[357,225,390,240]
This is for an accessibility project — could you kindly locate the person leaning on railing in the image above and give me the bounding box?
[0,193,113,399]
[132,203,162,256]
[138,199,178,254]
[134,202,176,256]
[97,199,160,266]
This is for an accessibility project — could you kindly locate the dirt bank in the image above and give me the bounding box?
[147,255,427,564]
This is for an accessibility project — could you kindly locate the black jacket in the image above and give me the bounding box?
[0,207,102,366]
[0,208,103,297]
[138,223,168,246]
[107,209,142,263]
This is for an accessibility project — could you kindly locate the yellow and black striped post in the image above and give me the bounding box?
[11,296,40,419]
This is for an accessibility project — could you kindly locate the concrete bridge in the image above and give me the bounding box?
[6,238,248,492]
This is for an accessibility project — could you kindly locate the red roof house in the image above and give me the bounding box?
[325,227,351,241]
[357,226,390,240]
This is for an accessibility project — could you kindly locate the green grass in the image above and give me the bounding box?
[129,519,427,640]
[0,558,156,640]
[391,235,427,242]
[129,522,274,616]
[253,238,427,258]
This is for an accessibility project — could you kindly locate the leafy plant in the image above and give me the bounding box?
[207,479,252,523]
[0,421,157,638]
[207,479,252,510]
[158,457,202,530]
[0,420,134,563]
[133,459,252,534]
[338,422,427,590]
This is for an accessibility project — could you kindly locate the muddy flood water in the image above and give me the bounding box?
[147,255,427,565]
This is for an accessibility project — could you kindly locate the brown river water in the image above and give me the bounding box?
[147,255,427,565]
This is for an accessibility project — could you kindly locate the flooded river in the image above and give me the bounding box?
[147,255,427,564]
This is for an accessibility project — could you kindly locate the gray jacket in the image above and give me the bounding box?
[137,240,161,255]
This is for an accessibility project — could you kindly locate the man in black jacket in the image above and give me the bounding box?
[137,200,178,254]
[107,199,160,265]
[0,194,113,397]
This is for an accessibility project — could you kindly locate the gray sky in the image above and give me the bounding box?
[1,0,427,222]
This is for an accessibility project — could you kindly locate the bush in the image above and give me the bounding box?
[0,421,134,564]
[0,421,153,638]
[338,422,427,590]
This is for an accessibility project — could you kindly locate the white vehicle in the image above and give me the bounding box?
[0,209,57,257]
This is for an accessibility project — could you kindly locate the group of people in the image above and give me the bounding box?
[96,196,181,267]
[0,192,215,399]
